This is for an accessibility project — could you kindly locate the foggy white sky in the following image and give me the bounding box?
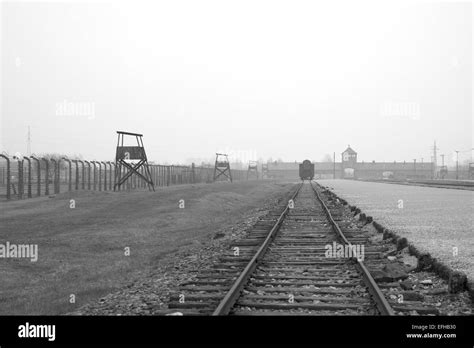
[1,0,472,165]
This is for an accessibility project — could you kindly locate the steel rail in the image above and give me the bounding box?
[212,182,303,315]
[310,182,395,316]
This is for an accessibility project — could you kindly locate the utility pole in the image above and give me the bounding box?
[430,156,434,179]
[455,150,459,180]
[333,152,335,179]
[431,140,439,180]
[439,154,445,179]
[431,140,438,165]
[413,159,416,177]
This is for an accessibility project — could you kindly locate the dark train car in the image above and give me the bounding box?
[299,159,314,180]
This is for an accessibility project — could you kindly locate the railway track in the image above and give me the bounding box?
[168,182,437,315]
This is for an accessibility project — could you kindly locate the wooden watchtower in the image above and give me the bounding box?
[114,131,155,191]
[247,161,259,180]
[213,153,232,182]
[261,163,269,179]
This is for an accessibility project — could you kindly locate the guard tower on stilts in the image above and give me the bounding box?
[261,163,269,179]
[114,131,155,191]
[213,153,232,182]
[247,161,259,180]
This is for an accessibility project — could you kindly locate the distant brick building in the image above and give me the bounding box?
[266,145,434,180]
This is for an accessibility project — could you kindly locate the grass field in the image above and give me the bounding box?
[0,180,293,315]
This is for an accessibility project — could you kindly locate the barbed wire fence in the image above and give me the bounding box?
[0,155,251,201]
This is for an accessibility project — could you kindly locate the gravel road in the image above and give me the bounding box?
[318,179,474,284]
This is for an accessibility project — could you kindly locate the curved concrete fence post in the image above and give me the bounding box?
[72,160,79,190]
[30,156,41,197]
[84,161,91,190]
[96,161,101,191]
[78,160,85,189]
[56,159,62,193]
[91,161,98,191]
[91,161,97,191]
[63,157,72,192]
[50,159,57,194]
[157,166,160,187]
[107,162,113,191]
[164,165,167,186]
[110,162,116,191]
[23,156,32,198]
[0,154,11,200]
[16,159,24,199]
[101,161,107,191]
[156,165,161,187]
[41,158,50,195]
[98,162,102,191]
[159,166,162,186]
[161,165,164,186]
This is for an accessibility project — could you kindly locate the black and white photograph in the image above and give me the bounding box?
[0,0,473,346]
